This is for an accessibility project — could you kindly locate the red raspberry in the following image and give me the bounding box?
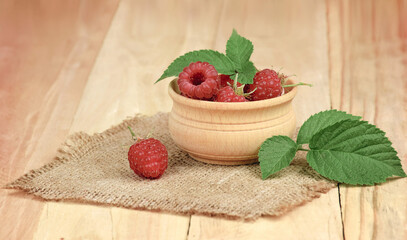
[128,137,168,179]
[247,69,282,101]
[218,74,242,88]
[215,86,248,102]
[178,62,219,100]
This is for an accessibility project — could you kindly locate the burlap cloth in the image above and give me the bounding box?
[5,113,335,220]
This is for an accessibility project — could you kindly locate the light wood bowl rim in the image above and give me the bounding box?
[168,78,297,110]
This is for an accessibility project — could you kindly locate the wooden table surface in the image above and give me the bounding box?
[1,0,406,239]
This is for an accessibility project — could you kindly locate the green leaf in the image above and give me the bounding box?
[226,29,254,71]
[297,110,362,144]
[236,61,257,84]
[155,50,235,83]
[259,136,298,180]
[307,119,407,185]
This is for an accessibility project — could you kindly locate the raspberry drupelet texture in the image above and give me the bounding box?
[215,86,248,102]
[128,138,168,179]
[247,69,283,101]
[178,62,219,100]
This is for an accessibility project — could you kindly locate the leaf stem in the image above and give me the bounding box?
[128,126,136,137]
[282,82,313,88]
[233,72,239,90]
[128,126,138,141]
[297,147,310,152]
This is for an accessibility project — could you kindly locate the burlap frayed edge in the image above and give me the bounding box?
[4,112,337,221]
[4,182,335,221]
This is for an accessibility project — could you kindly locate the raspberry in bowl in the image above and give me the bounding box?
[156,30,308,165]
[168,78,298,165]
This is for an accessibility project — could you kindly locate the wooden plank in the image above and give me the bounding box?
[70,0,227,132]
[33,0,232,238]
[188,0,344,239]
[0,0,119,239]
[33,203,113,240]
[326,0,407,239]
[110,209,190,240]
[188,191,342,240]
[8,0,407,239]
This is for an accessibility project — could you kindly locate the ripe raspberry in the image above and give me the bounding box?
[215,86,248,102]
[127,128,168,179]
[247,69,282,101]
[218,74,242,88]
[178,62,219,100]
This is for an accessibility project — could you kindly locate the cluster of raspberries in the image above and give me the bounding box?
[177,61,287,102]
[127,62,293,179]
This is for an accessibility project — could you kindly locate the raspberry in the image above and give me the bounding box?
[247,69,312,101]
[127,128,168,179]
[215,86,248,102]
[218,74,242,88]
[178,62,219,100]
[247,69,282,101]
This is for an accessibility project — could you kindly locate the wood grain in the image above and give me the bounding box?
[35,0,198,239]
[33,203,113,240]
[188,191,342,240]
[1,0,406,239]
[327,0,407,239]
[0,0,119,239]
[169,79,297,165]
[188,0,343,239]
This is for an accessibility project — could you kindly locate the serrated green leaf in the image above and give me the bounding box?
[259,136,298,180]
[226,29,254,71]
[236,61,256,84]
[307,119,407,185]
[297,110,362,144]
[227,61,256,84]
[155,50,235,83]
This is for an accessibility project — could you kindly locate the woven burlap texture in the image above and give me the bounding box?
[6,113,335,220]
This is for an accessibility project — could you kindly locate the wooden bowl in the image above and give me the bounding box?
[168,79,297,165]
